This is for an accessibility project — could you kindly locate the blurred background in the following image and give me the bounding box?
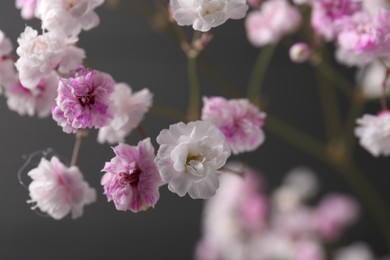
[0,0,389,259]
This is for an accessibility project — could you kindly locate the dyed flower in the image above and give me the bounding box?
[245,0,301,47]
[313,194,359,241]
[98,83,153,144]
[289,42,312,63]
[52,67,115,133]
[202,96,266,154]
[170,0,249,32]
[101,138,162,212]
[36,0,104,37]
[355,112,390,156]
[5,73,58,117]
[16,0,37,19]
[27,156,96,220]
[15,26,85,89]
[155,120,230,199]
[311,0,361,41]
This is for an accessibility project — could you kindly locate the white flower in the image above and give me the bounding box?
[170,0,249,32]
[5,72,58,117]
[15,26,85,89]
[155,120,231,199]
[358,59,390,99]
[98,83,153,144]
[334,242,375,260]
[36,0,104,37]
[28,156,96,220]
[355,112,390,156]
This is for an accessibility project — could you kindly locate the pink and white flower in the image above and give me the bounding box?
[355,112,390,156]
[170,0,249,32]
[36,0,104,37]
[5,73,58,117]
[98,83,153,144]
[155,120,231,199]
[15,26,85,89]
[0,59,18,91]
[27,156,96,220]
[289,42,312,63]
[245,0,301,47]
[0,30,13,57]
[101,138,162,212]
[52,66,115,133]
[16,0,38,19]
[202,96,266,154]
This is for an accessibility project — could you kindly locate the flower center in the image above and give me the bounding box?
[185,154,206,178]
[78,93,95,106]
[119,168,142,187]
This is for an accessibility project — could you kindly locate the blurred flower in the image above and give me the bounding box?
[0,30,13,57]
[15,26,85,89]
[202,96,266,154]
[246,0,262,8]
[155,120,230,199]
[15,0,37,19]
[98,83,153,144]
[334,242,375,260]
[36,0,104,37]
[245,0,301,47]
[52,66,115,133]
[359,59,390,99]
[170,0,249,32]
[5,73,58,117]
[289,43,312,63]
[355,112,390,156]
[101,139,162,212]
[27,156,96,220]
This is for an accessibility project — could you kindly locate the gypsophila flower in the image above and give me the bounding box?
[101,138,162,213]
[289,42,312,63]
[15,26,85,89]
[155,120,231,199]
[16,0,37,19]
[0,30,13,57]
[27,156,96,220]
[52,66,115,134]
[202,96,266,154]
[0,59,18,91]
[36,0,104,37]
[245,0,301,47]
[355,112,390,156]
[98,83,153,144]
[170,0,249,32]
[5,73,58,117]
[359,59,390,99]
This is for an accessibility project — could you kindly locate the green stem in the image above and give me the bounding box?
[247,45,277,106]
[187,55,201,121]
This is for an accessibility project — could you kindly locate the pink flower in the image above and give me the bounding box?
[5,73,58,117]
[311,0,361,41]
[202,96,266,154]
[355,112,390,156]
[0,59,18,91]
[101,138,162,212]
[245,0,301,47]
[52,66,115,134]
[27,156,96,220]
[0,30,13,57]
[16,0,37,19]
[313,193,359,241]
[98,83,153,144]
[289,42,312,63]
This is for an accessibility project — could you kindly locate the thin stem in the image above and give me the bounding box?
[247,44,277,107]
[187,55,201,121]
[136,126,147,139]
[381,68,390,111]
[71,130,88,166]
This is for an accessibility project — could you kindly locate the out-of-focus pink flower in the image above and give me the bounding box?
[98,83,153,144]
[36,0,104,37]
[101,139,162,213]
[155,120,230,199]
[16,0,37,19]
[311,0,361,41]
[294,239,325,260]
[27,156,96,220]
[5,73,58,117]
[52,66,115,134]
[202,96,266,154]
[289,42,312,63]
[245,0,301,47]
[0,30,12,57]
[15,27,85,89]
[246,0,262,8]
[0,59,18,91]
[170,0,248,32]
[313,193,359,241]
[355,112,390,156]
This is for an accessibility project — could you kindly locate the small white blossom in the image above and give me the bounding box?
[170,0,249,32]
[355,112,390,156]
[155,121,231,199]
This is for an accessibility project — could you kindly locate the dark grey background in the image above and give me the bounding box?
[0,1,389,259]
